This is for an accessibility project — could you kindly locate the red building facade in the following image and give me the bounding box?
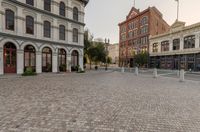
[119,7,170,67]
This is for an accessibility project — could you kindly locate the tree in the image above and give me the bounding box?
[134,52,148,67]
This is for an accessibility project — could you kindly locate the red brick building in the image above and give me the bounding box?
[119,6,170,67]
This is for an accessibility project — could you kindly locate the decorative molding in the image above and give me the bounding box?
[0,32,84,49]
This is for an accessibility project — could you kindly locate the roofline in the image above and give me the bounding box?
[79,0,89,6]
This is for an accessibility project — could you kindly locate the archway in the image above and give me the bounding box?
[58,48,67,72]
[42,47,52,72]
[71,50,79,71]
[24,45,36,72]
[4,42,17,73]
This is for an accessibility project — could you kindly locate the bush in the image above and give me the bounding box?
[22,67,37,76]
[59,64,67,72]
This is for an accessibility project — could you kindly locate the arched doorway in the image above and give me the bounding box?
[42,47,52,72]
[24,45,36,72]
[58,48,66,72]
[4,42,17,73]
[71,50,79,71]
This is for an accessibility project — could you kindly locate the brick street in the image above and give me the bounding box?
[0,71,200,132]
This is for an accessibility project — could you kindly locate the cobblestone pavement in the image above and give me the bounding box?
[1,71,200,132]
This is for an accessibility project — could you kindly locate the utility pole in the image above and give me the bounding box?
[175,0,179,21]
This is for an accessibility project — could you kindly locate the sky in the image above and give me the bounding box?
[84,0,200,44]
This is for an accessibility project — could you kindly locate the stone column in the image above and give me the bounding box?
[195,34,199,48]
[67,54,71,72]
[52,53,58,73]
[0,48,3,75]
[17,50,24,74]
[36,51,42,74]
[180,37,184,50]
[79,54,84,70]
[153,68,158,78]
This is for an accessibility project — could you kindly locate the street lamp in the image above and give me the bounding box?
[105,38,110,71]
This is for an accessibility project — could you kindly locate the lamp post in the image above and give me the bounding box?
[105,38,110,71]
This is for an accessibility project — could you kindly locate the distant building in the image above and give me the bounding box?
[149,20,200,71]
[108,44,119,64]
[118,6,170,67]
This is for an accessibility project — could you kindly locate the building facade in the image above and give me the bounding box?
[108,43,119,64]
[0,0,89,75]
[118,6,169,67]
[149,21,200,71]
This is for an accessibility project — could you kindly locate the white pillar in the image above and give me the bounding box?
[180,37,184,50]
[17,50,24,74]
[52,53,58,73]
[0,48,3,75]
[121,67,124,73]
[79,55,84,71]
[67,54,71,72]
[153,68,158,78]
[180,69,185,82]
[195,34,199,48]
[36,52,42,74]
[135,67,139,76]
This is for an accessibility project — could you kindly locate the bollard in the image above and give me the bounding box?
[135,67,139,76]
[177,70,180,77]
[179,69,185,82]
[121,67,124,73]
[153,68,158,78]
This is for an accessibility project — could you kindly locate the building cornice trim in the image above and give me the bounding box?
[0,32,84,49]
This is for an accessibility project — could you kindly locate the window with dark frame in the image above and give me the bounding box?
[184,35,195,49]
[5,9,15,31]
[173,38,180,50]
[73,28,78,42]
[26,16,34,34]
[59,25,65,40]
[24,45,36,72]
[161,41,169,52]
[153,43,158,52]
[26,0,34,6]
[59,2,65,16]
[44,21,51,38]
[73,7,78,21]
[44,0,51,12]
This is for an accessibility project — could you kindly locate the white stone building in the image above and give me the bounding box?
[108,43,119,64]
[0,0,89,75]
[149,20,200,71]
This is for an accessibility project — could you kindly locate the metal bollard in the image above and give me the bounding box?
[179,69,185,82]
[153,68,158,78]
[121,67,124,73]
[135,67,139,76]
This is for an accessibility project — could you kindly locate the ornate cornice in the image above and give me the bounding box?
[0,32,84,49]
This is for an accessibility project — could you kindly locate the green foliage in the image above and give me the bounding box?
[59,64,66,72]
[134,52,149,67]
[22,67,37,76]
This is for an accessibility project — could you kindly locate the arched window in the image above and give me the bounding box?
[58,49,66,72]
[4,42,17,73]
[5,9,15,31]
[44,21,51,38]
[59,2,65,16]
[59,25,65,40]
[26,0,34,6]
[141,16,148,26]
[26,16,34,34]
[42,47,52,72]
[44,0,51,12]
[73,28,78,42]
[73,7,78,21]
[71,50,79,71]
[24,45,36,72]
